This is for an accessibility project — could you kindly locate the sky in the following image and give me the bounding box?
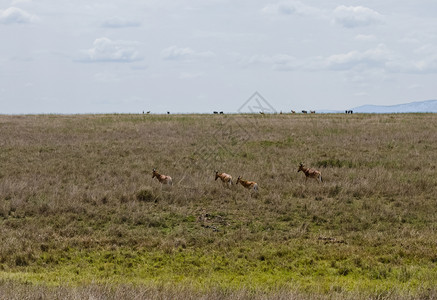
[1,0,437,114]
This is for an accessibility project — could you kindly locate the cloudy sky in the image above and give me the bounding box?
[1,0,437,114]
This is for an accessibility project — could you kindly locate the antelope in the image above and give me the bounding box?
[298,163,323,183]
[302,110,307,114]
[310,110,316,114]
[152,168,173,186]
[259,111,265,115]
[213,111,218,114]
[215,171,233,187]
[236,176,258,193]
[291,110,296,113]
[219,111,224,114]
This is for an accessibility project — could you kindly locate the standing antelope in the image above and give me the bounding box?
[236,176,258,193]
[152,168,173,186]
[215,171,233,187]
[298,163,323,183]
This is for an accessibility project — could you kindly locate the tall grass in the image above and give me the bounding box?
[0,113,436,299]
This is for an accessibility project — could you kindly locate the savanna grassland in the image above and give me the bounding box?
[0,113,436,299]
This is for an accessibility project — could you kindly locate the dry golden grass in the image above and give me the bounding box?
[0,113,437,299]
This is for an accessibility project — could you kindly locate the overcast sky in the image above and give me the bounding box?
[1,0,437,114]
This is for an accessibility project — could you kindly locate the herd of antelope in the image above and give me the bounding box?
[151,163,322,194]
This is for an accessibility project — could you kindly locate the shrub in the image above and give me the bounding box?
[135,189,156,202]
[316,159,354,168]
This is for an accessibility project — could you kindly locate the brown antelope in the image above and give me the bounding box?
[310,110,316,114]
[291,110,296,113]
[215,171,233,187]
[152,168,173,185]
[236,176,258,193]
[298,163,323,183]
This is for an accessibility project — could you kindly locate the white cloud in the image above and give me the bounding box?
[381,44,437,74]
[161,46,215,61]
[261,1,320,17]
[11,0,32,5]
[79,37,141,63]
[0,7,38,24]
[238,44,396,73]
[333,5,383,28]
[101,17,141,28]
[239,54,300,71]
[325,44,393,70]
[355,34,377,42]
[387,55,437,74]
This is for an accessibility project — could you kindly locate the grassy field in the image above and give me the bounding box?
[0,113,436,299]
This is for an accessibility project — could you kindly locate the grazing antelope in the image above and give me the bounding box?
[291,110,296,113]
[236,176,258,193]
[215,171,233,187]
[310,110,316,114]
[213,111,218,114]
[147,111,151,114]
[219,111,224,114]
[302,110,308,114]
[298,163,323,183]
[152,168,173,186]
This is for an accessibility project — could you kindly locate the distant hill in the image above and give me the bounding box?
[352,99,437,113]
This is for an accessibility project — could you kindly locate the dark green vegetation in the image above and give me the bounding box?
[0,113,436,299]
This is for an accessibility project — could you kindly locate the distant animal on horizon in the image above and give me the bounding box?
[302,110,308,114]
[310,110,316,114]
[291,110,296,113]
[215,171,233,188]
[167,111,170,114]
[152,168,173,186]
[259,111,265,115]
[298,163,323,183]
[147,111,151,114]
[213,111,218,114]
[236,176,258,193]
[346,110,353,114]
[220,111,224,114]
